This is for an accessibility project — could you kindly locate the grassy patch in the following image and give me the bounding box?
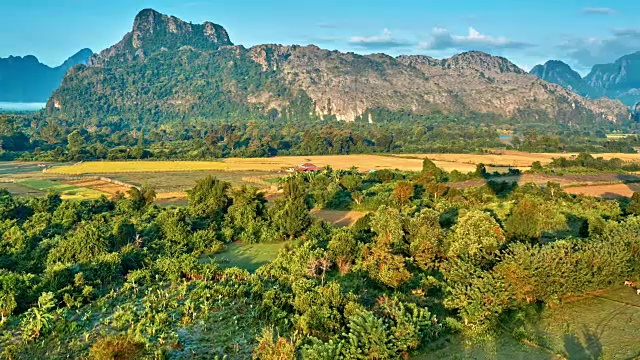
[520,287,640,359]
[19,179,106,200]
[420,334,552,359]
[107,171,275,193]
[204,243,285,272]
[425,286,640,359]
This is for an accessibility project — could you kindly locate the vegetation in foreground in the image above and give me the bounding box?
[0,159,640,358]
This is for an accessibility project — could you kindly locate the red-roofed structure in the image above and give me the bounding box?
[297,163,322,172]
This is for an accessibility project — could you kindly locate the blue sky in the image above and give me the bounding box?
[0,0,638,74]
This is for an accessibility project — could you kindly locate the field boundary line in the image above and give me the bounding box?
[592,295,640,310]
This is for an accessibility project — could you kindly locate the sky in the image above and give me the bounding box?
[0,0,638,75]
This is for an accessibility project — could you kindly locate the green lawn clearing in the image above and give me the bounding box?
[205,242,286,272]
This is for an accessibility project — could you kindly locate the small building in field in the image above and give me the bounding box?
[297,163,322,172]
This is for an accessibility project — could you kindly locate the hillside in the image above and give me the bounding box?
[0,48,92,102]
[47,9,628,124]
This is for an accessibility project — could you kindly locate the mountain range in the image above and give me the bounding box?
[531,53,640,108]
[45,9,630,124]
[0,49,93,103]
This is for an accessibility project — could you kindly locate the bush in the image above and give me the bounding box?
[90,334,145,360]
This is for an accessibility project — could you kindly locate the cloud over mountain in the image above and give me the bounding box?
[420,27,534,52]
[563,28,640,69]
[348,29,412,50]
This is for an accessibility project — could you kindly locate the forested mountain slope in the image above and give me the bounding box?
[47,9,628,125]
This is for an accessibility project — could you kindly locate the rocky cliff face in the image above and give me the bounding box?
[584,52,640,105]
[50,9,629,124]
[0,48,92,103]
[89,8,232,66]
[530,60,591,96]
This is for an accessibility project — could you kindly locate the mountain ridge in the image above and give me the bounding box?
[0,49,93,103]
[531,53,640,107]
[48,9,628,124]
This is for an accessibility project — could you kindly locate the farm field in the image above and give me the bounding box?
[425,286,640,359]
[450,173,640,189]
[205,242,286,272]
[4,152,640,201]
[63,178,130,195]
[0,182,45,197]
[564,183,640,198]
[395,151,640,169]
[106,170,276,193]
[48,155,429,174]
[47,152,640,177]
[19,179,106,200]
[0,162,66,176]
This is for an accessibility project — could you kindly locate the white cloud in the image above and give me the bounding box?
[562,28,640,68]
[581,7,616,15]
[348,29,412,49]
[420,27,534,51]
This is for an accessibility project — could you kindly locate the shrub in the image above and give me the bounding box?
[252,327,296,360]
[90,334,145,360]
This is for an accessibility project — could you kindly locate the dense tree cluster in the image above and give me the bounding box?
[1,160,639,357]
[1,107,640,162]
[531,152,640,174]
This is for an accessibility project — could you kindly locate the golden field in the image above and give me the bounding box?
[49,155,428,174]
[564,183,640,198]
[50,161,228,174]
[393,151,640,168]
[48,152,640,176]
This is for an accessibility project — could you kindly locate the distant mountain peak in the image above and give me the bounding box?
[397,52,525,75]
[584,52,640,104]
[89,9,232,66]
[446,51,525,74]
[0,48,93,103]
[529,60,591,96]
[61,48,93,68]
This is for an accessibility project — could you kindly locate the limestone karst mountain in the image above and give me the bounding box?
[48,9,628,124]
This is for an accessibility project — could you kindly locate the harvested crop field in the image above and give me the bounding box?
[48,155,428,174]
[395,151,640,168]
[50,161,228,174]
[63,178,131,195]
[564,183,640,198]
[449,173,640,189]
[310,209,367,227]
[48,152,640,177]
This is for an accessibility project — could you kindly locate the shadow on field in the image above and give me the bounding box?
[563,327,603,360]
